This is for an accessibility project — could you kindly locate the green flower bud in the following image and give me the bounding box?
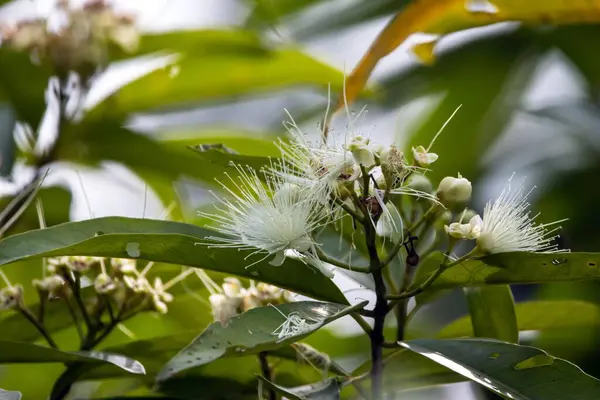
[437,174,472,206]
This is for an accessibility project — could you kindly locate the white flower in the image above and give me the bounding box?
[276,112,360,193]
[475,177,566,254]
[445,215,482,240]
[412,145,438,167]
[200,163,334,277]
[0,285,23,311]
[209,293,242,324]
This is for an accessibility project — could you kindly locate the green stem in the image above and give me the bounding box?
[19,307,58,349]
[63,297,84,343]
[335,197,365,223]
[314,247,369,273]
[350,312,373,334]
[380,204,439,269]
[72,273,92,330]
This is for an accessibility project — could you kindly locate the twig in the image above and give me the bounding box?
[19,307,58,349]
[315,247,369,273]
[350,312,372,334]
[258,352,276,400]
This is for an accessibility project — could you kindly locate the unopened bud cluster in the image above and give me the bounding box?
[209,278,293,324]
[0,256,192,317]
[0,0,139,76]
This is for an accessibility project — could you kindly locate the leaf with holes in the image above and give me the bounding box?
[0,217,347,304]
[157,301,366,381]
[401,339,600,399]
[410,252,600,291]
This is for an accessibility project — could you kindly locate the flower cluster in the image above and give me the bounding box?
[207,277,293,324]
[0,256,194,316]
[202,107,567,277]
[0,0,139,76]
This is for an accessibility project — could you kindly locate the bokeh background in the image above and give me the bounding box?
[1,0,600,399]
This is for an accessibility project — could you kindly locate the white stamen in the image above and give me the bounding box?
[476,175,568,254]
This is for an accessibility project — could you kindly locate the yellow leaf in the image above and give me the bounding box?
[335,0,600,112]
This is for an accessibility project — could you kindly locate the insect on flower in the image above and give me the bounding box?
[199,162,335,277]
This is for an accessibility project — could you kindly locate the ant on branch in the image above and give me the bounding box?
[403,233,419,267]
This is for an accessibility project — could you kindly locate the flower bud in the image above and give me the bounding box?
[412,145,438,167]
[123,275,148,294]
[406,174,433,195]
[440,210,453,225]
[110,258,137,275]
[455,209,478,224]
[210,293,242,324]
[347,136,375,167]
[437,174,472,206]
[65,256,97,273]
[222,277,242,298]
[33,275,66,296]
[94,273,117,294]
[444,215,482,240]
[242,289,262,311]
[0,285,23,310]
[151,294,168,315]
[153,278,174,303]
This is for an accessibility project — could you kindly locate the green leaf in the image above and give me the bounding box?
[157,301,366,381]
[410,252,600,291]
[0,340,144,374]
[0,50,52,126]
[438,300,600,338]
[258,376,344,400]
[56,123,270,188]
[401,339,600,400]
[464,286,518,342]
[96,46,344,117]
[352,348,464,393]
[160,129,281,157]
[0,217,347,303]
[0,389,21,400]
[0,186,72,237]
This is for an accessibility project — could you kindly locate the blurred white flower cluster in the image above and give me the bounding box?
[0,0,139,75]
[207,277,293,324]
